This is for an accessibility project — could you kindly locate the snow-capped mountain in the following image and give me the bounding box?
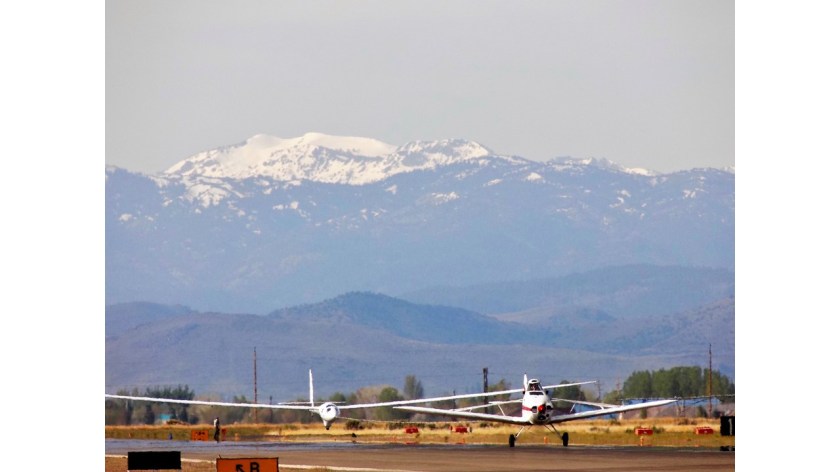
[107,133,734,313]
[165,132,508,185]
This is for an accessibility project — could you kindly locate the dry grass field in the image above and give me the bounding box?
[105,417,734,448]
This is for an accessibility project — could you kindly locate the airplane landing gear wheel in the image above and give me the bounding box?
[509,434,516,448]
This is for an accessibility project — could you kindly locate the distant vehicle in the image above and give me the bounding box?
[395,374,676,447]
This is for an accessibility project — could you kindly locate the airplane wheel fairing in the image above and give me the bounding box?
[509,434,516,448]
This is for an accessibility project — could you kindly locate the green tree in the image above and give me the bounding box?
[451,378,511,409]
[709,370,735,402]
[652,366,704,398]
[342,392,365,420]
[403,375,424,400]
[105,388,136,425]
[272,397,314,424]
[140,385,195,424]
[602,389,623,405]
[375,386,409,421]
[619,366,734,401]
[551,380,586,401]
[650,368,677,398]
[194,394,252,424]
[227,395,254,424]
[489,378,512,397]
[623,371,653,398]
[329,392,347,403]
[143,404,156,425]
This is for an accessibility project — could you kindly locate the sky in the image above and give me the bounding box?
[106,0,733,174]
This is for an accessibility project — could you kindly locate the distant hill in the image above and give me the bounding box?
[106,293,734,399]
[402,264,734,318]
[535,297,735,360]
[268,292,530,344]
[106,302,196,338]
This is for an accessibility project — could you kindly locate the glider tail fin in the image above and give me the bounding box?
[309,369,315,407]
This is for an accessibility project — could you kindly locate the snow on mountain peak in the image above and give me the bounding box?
[165,133,500,185]
[548,156,658,176]
[295,132,396,157]
[244,133,286,149]
[396,138,491,158]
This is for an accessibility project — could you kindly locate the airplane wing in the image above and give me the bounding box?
[395,398,676,425]
[104,390,530,412]
[552,398,621,409]
[543,380,597,391]
[334,384,590,410]
[105,379,598,411]
[103,391,519,412]
[547,398,677,423]
[393,405,531,425]
[104,394,316,411]
[455,400,522,412]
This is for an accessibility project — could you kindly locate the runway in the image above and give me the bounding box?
[105,439,735,471]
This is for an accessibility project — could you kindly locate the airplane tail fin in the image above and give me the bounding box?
[309,369,315,407]
[523,373,528,392]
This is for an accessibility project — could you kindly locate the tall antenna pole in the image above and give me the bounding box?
[253,347,258,424]
[708,344,713,418]
[483,367,489,414]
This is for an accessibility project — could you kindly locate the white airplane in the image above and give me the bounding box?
[395,374,677,447]
[105,369,593,430]
[107,369,371,429]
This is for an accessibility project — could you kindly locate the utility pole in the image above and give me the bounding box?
[708,344,713,418]
[616,378,623,421]
[483,367,489,414]
[254,347,258,424]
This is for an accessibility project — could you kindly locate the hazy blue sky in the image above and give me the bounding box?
[106,0,733,174]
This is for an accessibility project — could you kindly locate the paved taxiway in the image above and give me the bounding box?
[106,439,734,471]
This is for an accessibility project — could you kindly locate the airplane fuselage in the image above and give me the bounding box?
[521,379,554,424]
[318,402,339,429]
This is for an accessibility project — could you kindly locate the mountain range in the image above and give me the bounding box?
[106,132,734,399]
[106,132,734,314]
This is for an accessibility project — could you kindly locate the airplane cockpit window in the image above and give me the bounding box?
[528,380,543,392]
